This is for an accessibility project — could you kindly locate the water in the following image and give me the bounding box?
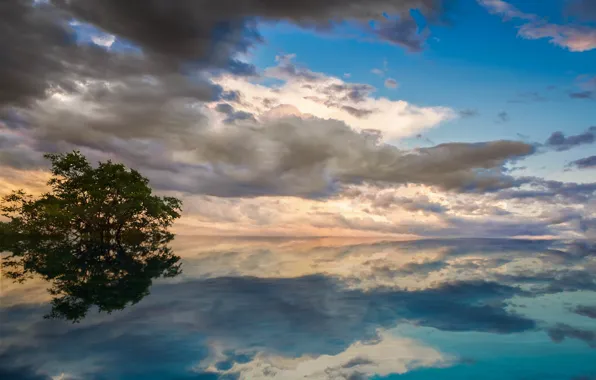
[1,237,595,379]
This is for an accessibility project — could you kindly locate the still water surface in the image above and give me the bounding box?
[1,237,595,379]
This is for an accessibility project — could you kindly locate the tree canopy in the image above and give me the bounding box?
[0,151,182,322]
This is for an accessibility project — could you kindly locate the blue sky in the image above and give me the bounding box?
[250,0,596,144]
[242,0,596,185]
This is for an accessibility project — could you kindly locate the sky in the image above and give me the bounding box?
[1,0,596,239]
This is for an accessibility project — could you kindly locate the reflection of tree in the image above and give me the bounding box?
[0,151,182,322]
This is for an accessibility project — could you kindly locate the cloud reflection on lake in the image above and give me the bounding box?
[1,237,596,379]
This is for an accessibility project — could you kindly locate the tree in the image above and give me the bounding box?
[0,151,182,322]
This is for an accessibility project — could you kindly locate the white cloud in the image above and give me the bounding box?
[91,33,116,48]
[212,56,455,141]
[478,0,596,52]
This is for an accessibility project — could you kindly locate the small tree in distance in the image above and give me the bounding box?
[0,151,182,322]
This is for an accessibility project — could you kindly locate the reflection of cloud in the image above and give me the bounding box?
[200,330,451,379]
[574,305,596,319]
[548,323,596,348]
[2,237,596,378]
[0,275,534,378]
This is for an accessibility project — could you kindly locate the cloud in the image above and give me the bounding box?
[569,76,596,99]
[214,102,256,124]
[459,109,479,118]
[170,178,596,239]
[374,16,430,52]
[53,0,451,63]
[569,156,596,170]
[341,106,375,118]
[478,0,596,52]
[1,45,532,201]
[177,121,534,197]
[217,55,455,140]
[0,0,453,116]
[497,111,510,123]
[90,33,115,48]
[0,1,134,110]
[570,91,595,99]
[362,191,447,214]
[518,23,596,53]
[496,179,596,204]
[1,0,592,241]
[384,78,398,89]
[6,115,533,200]
[545,127,596,152]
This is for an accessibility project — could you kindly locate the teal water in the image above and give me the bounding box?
[1,237,595,379]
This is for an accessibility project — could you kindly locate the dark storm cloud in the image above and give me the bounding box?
[176,118,535,197]
[0,0,71,108]
[568,155,596,170]
[545,127,596,151]
[20,74,217,152]
[52,0,451,63]
[1,0,451,112]
[0,0,164,110]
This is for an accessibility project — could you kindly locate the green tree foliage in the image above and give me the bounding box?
[0,151,182,322]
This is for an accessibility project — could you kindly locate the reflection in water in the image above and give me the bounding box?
[0,152,182,322]
[1,237,596,379]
